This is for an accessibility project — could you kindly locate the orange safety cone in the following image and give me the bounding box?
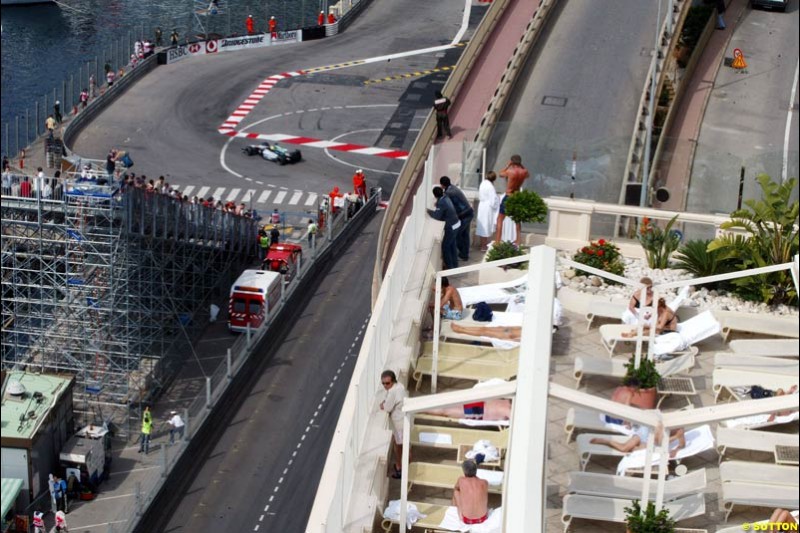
[731,48,747,69]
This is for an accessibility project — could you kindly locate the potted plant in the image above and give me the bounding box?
[572,239,625,283]
[503,189,548,227]
[480,241,528,284]
[624,500,676,533]
[622,356,660,409]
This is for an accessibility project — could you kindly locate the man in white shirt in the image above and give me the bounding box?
[168,411,185,444]
[378,370,407,479]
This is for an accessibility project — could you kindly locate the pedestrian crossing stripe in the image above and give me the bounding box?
[363,65,455,86]
[171,185,320,207]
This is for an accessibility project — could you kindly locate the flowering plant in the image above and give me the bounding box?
[572,239,624,281]
[637,215,680,269]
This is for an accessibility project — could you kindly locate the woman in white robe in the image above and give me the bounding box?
[476,171,500,249]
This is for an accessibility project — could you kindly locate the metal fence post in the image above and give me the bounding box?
[62,79,66,110]
[15,117,19,159]
[4,123,8,158]
[44,94,48,130]
[205,376,212,408]
[35,102,39,137]
[69,74,74,110]
[226,348,232,379]
[184,408,190,441]
[24,109,29,150]
[95,56,100,86]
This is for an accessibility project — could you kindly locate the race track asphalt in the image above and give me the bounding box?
[70,0,485,213]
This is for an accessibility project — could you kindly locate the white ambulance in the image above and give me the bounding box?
[228,269,282,333]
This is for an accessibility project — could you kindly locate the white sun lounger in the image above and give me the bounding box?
[712,367,799,402]
[720,461,800,521]
[713,353,800,372]
[421,341,519,363]
[715,311,799,342]
[411,356,519,391]
[567,468,707,500]
[729,338,800,357]
[573,351,696,388]
[410,424,509,451]
[716,427,799,463]
[564,407,631,444]
[721,411,800,430]
[406,462,503,494]
[439,310,523,349]
[561,493,706,532]
[585,300,627,331]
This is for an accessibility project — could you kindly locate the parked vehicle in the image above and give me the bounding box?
[228,269,282,333]
[263,243,302,280]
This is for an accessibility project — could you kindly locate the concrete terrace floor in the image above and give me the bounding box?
[395,279,794,533]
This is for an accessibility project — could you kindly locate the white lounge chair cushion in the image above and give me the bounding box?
[617,425,715,476]
[437,506,503,532]
[562,493,705,526]
[722,411,800,429]
[567,468,707,501]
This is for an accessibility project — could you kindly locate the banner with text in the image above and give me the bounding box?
[166,41,208,64]
[218,34,270,53]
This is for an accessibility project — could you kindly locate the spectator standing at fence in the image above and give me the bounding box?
[118,67,125,79]
[53,101,63,124]
[45,115,56,136]
[306,219,318,248]
[270,225,280,245]
[246,14,255,34]
[130,54,138,69]
[138,405,153,454]
[258,230,270,260]
[41,178,53,199]
[433,90,453,140]
[269,16,277,38]
[55,510,68,532]
[105,154,116,179]
[143,40,153,57]
[427,186,460,270]
[270,208,281,225]
[48,474,57,513]
[106,69,116,87]
[1,173,10,196]
[89,74,97,97]
[155,27,163,47]
[440,176,473,261]
[2,155,9,173]
[318,10,325,25]
[32,511,45,533]
[54,175,64,200]
[79,88,89,109]
[20,176,32,198]
[494,154,529,246]
[134,40,143,59]
[168,411,185,444]
[353,169,367,200]
[476,171,499,250]
[378,370,407,479]
[170,29,179,47]
[327,11,337,24]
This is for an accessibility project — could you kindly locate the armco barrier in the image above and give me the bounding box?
[62,54,160,154]
[132,195,377,533]
[374,0,513,297]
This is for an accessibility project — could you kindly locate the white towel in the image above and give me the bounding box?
[598,413,636,436]
[383,499,426,530]
[459,418,511,427]
[616,425,714,476]
[486,338,520,350]
[465,440,501,462]
[653,310,721,356]
[476,469,504,486]
[437,506,503,533]
[419,432,453,445]
[722,411,800,429]
[459,276,528,307]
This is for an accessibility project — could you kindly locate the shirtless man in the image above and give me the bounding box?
[453,459,489,524]
[451,322,521,341]
[423,398,512,420]
[494,155,530,246]
[430,276,464,321]
[589,423,686,458]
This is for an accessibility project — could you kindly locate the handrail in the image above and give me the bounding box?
[373,0,514,300]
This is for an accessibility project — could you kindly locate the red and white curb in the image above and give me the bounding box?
[218,70,409,161]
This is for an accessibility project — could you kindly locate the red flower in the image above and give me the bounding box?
[598,239,606,246]
[642,217,650,226]
[581,247,589,253]
[597,250,605,256]
[587,249,594,255]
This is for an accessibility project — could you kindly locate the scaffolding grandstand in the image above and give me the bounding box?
[1,176,258,435]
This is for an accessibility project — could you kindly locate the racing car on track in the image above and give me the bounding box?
[242,142,302,165]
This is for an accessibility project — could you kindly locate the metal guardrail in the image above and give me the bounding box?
[373,0,514,299]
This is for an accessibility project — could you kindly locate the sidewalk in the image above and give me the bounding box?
[654,0,748,211]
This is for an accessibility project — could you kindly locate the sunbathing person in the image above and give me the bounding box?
[764,385,799,422]
[423,398,512,420]
[770,508,798,525]
[590,423,686,458]
[451,322,521,341]
[621,298,678,337]
[622,277,654,325]
[429,276,464,321]
[453,459,489,525]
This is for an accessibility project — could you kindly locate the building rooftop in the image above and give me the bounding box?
[1,371,72,441]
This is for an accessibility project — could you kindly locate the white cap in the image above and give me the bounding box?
[357,169,363,173]
[248,14,252,17]
[320,10,324,13]
[170,410,177,415]
[270,16,275,19]
[56,100,60,104]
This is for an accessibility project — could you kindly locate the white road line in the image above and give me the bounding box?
[258,190,272,203]
[273,191,287,204]
[783,60,799,183]
[226,188,241,201]
[182,185,195,196]
[305,193,318,206]
[453,0,471,45]
[289,191,302,205]
[212,187,225,200]
[242,189,257,203]
[196,186,210,199]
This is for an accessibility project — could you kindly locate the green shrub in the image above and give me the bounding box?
[709,175,799,306]
[637,215,681,269]
[504,189,548,224]
[625,500,676,533]
[623,356,661,390]
[572,239,625,282]
[673,239,736,280]
[484,241,527,269]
